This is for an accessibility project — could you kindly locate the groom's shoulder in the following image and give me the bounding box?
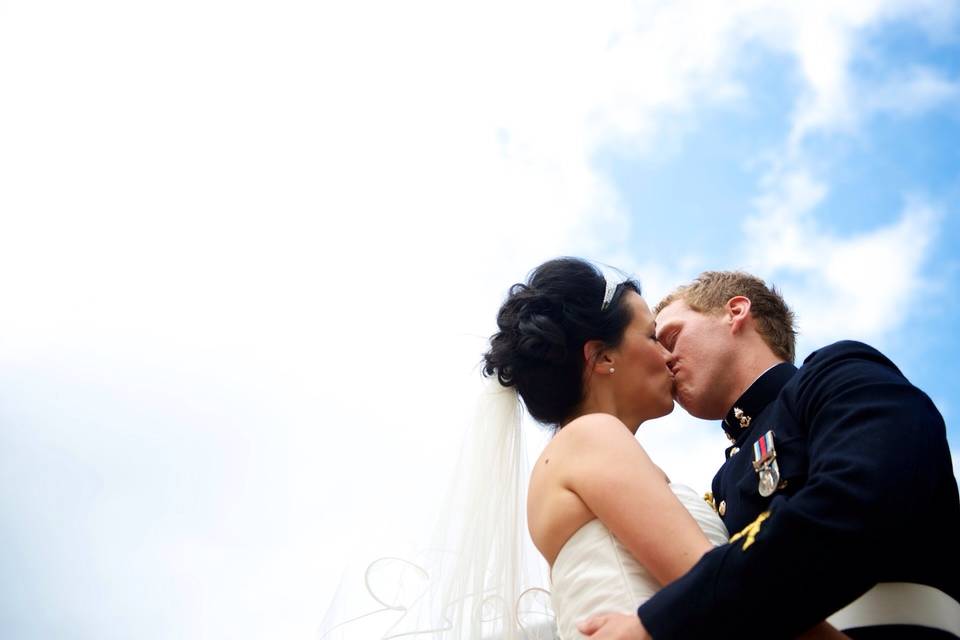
[798,340,903,377]
[785,341,912,403]
[784,342,940,425]
[803,339,888,363]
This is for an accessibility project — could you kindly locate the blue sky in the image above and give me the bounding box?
[1,2,958,639]
[601,18,960,423]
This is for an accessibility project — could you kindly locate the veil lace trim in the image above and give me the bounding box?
[318,380,556,639]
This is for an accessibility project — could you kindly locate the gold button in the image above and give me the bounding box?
[729,447,739,458]
[718,500,726,516]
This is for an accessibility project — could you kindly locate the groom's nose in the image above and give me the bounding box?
[659,342,675,369]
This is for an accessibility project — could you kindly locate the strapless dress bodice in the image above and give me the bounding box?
[549,483,728,640]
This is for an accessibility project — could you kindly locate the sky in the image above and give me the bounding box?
[1,1,959,638]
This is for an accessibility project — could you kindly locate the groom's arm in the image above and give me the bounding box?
[577,615,850,640]
[636,342,953,640]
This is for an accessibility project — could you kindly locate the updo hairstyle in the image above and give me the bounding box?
[483,257,640,427]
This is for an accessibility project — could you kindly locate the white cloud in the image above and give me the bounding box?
[736,0,960,145]
[866,65,960,117]
[743,166,939,348]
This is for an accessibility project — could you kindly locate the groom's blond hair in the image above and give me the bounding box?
[655,271,797,363]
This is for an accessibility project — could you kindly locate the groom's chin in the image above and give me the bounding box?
[676,395,723,421]
[673,394,699,418]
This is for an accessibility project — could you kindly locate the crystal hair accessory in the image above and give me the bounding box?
[601,276,619,311]
[598,263,631,311]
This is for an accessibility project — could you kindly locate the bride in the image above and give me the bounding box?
[483,257,722,639]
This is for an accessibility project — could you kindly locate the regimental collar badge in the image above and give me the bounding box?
[733,407,752,429]
[720,362,798,443]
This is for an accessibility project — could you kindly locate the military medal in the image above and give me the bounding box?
[758,465,779,497]
[752,430,780,497]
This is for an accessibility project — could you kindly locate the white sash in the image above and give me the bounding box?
[827,582,960,636]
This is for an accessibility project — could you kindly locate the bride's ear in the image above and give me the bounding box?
[583,340,614,374]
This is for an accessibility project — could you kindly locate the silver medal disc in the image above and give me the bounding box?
[758,461,781,497]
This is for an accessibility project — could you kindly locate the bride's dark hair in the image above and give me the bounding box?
[483,257,640,427]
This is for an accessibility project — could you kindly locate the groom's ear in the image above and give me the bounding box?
[726,296,752,334]
[583,339,614,373]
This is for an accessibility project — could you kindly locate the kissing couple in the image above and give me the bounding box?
[476,257,959,640]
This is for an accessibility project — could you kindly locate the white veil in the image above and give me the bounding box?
[318,379,555,639]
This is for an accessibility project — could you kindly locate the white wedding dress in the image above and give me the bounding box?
[318,483,727,640]
[549,483,729,640]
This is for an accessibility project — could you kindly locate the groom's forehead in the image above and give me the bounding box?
[654,299,696,337]
[655,299,687,324]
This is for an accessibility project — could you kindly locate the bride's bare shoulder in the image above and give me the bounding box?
[556,413,640,448]
[533,414,627,466]
[534,413,657,478]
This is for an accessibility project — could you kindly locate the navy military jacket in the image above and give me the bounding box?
[637,341,960,639]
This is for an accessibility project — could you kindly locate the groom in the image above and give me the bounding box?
[580,271,960,639]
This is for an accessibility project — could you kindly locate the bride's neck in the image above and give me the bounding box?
[568,390,642,434]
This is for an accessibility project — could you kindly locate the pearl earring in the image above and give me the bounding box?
[609,367,615,374]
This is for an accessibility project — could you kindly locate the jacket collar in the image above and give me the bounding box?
[721,362,797,443]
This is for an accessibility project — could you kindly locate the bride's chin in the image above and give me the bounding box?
[656,398,676,418]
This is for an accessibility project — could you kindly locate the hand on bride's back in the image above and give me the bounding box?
[577,612,650,639]
[576,613,852,639]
